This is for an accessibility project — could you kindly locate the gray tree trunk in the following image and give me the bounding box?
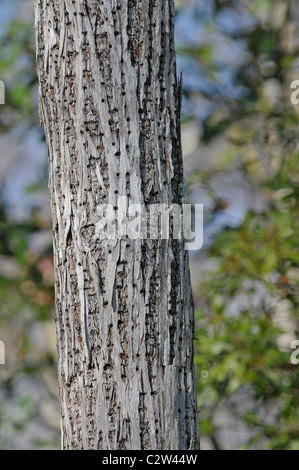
[34,0,199,450]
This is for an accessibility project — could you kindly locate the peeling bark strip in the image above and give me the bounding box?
[34,0,200,450]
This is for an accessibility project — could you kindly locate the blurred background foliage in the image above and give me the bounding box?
[0,0,298,449]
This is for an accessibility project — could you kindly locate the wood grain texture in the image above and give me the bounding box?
[34,0,199,450]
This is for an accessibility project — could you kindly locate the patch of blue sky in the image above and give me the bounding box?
[0,0,15,38]
[177,55,216,95]
[216,6,256,36]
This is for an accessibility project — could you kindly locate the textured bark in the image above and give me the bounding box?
[34,0,199,450]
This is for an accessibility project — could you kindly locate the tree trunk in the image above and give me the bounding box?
[34,0,199,450]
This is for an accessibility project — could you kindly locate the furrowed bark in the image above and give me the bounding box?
[34,0,199,450]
